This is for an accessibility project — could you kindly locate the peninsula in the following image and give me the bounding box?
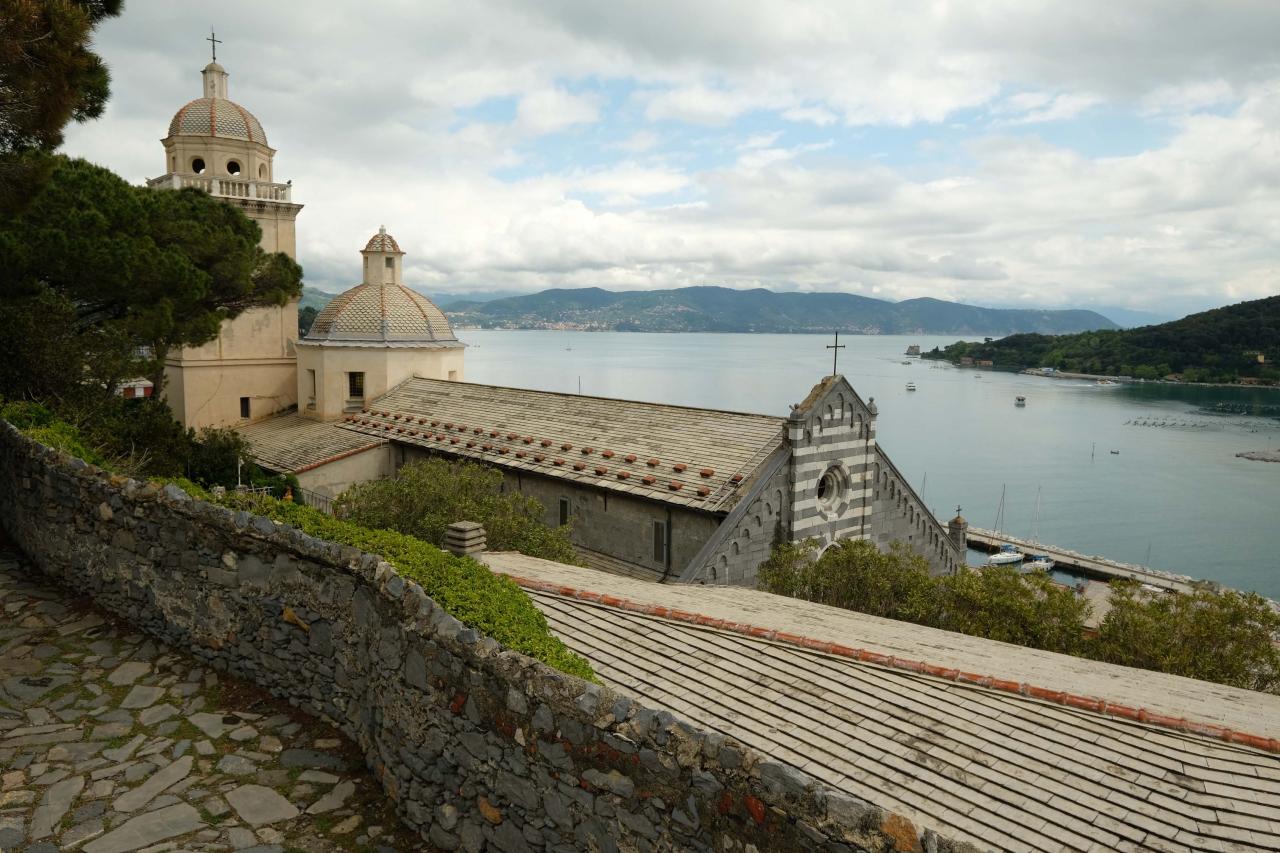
[924,294,1280,385]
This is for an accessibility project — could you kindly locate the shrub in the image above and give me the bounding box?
[759,538,933,623]
[219,492,595,681]
[1092,580,1280,693]
[930,565,1089,656]
[337,457,580,564]
[758,538,1088,655]
[1,399,110,468]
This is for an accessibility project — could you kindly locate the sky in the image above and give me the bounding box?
[62,0,1280,318]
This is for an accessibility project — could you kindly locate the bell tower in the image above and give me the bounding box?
[148,43,304,429]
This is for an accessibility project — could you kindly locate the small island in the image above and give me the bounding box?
[923,294,1280,386]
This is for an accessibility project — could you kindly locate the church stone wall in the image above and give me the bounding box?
[688,460,791,586]
[868,448,962,575]
[0,421,978,853]
[400,446,721,578]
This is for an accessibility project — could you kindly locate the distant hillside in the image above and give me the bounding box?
[923,295,1280,383]
[444,286,1117,335]
[300,286,338,312]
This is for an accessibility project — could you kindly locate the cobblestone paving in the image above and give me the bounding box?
[0,546,418,853]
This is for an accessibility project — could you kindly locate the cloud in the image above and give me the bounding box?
[996,92,1103,125]
[56,0,1280,316]
[515,88,601,135]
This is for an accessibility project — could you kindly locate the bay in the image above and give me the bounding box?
[460,330,1280,597]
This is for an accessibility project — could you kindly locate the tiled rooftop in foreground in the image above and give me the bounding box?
[483,552,1280,852]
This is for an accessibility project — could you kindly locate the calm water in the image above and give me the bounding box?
[460,330,1280,597]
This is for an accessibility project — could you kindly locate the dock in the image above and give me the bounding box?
[964,527,1198,595]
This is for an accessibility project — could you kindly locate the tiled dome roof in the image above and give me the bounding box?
[306,284,458,344]
[363,229,402,253]
[168,98,267,144]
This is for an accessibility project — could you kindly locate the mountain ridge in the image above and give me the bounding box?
[441,285,1118,335]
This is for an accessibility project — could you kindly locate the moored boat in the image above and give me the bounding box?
[1015,395,1026,407]
[1023,554,1055,572]
[987,544,1024,566]
[906,382,917,391]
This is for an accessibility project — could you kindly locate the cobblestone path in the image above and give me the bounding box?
[0,546,418,853]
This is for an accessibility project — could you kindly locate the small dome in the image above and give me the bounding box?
[169,97,267,144]
[306,284,458,345]
[364,229,402,254]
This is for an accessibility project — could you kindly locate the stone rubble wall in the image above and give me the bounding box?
[0,422,977,853]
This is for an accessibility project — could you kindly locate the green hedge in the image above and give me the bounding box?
[1,400,110,468]
[222,494,595,682]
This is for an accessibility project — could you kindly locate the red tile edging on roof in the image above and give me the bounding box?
[502,573,1280,755]
[292,441,385,474]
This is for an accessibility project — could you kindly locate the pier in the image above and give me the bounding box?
[964,527,1198,594]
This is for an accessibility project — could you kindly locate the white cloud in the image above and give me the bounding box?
[782,105,838,126]
[643,85,761,125]
[612,130,660,152]
[515,88,601,135]
[997,92,1103,125]
[56,0,1280,314]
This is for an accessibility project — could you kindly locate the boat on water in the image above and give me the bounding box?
[901,360,912,366]
[1023,554,1055,572]
[987,544,1024,566]
[906,382,917,391]
[1015,395,1026,406]
[1096,378,1117,386]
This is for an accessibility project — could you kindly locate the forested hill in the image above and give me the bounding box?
[442,286,1116,335]
[923,295,1280,383]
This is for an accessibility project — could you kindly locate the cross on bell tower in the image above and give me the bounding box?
[207,30,222,62]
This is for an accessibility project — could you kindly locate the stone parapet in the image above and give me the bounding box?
[0,420,977,853]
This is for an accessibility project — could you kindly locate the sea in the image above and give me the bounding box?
[459,330,1280,598]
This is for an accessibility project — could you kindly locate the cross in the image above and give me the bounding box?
[207,30,222,62]
[826,332,846,376]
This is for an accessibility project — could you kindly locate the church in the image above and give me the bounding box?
[150,55,962,584]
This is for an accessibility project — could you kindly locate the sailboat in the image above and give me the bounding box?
[1021,487,1054,572]
[986,485,1024,566]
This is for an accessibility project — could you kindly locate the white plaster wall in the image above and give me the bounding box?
[296,444,394,498]
[297,345,465,422]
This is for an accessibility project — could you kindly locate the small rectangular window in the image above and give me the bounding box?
[652,520,666,563]
[308,369,316,396]
[448,370,458,381]
[384,257,394,269]
[348,372,365,399]
[239,397,250,419]
[558,497,570,527]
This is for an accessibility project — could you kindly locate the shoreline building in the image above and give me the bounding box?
[147,58,303,430]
